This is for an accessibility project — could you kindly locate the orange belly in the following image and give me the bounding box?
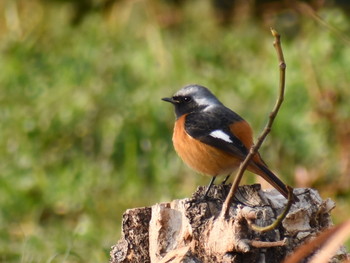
[173,115,242,176]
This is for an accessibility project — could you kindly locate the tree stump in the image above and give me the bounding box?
[110,184,346,263]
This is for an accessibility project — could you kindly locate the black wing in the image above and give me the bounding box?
[184,107,249,159]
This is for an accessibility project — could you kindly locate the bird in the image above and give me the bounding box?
[162,84,295,201]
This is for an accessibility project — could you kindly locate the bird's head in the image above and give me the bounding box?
[162,84,222,118]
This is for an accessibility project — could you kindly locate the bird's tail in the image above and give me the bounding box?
[251,162,298,202]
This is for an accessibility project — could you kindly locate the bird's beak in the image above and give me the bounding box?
[161,97,177,104]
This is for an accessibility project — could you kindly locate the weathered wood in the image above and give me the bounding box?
[110,207,152,262]
[110,184,345,263]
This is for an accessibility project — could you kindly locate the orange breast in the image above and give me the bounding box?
[172,115,242,176]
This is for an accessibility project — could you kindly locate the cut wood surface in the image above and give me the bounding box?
[110,184,347,263]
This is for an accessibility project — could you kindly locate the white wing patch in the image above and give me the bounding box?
[209,130,233,143]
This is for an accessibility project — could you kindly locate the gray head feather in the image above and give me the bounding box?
[174,84,223,108]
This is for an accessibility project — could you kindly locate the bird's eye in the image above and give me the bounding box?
[183,96,192,103]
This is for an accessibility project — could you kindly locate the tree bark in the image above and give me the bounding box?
[110,184,344,263]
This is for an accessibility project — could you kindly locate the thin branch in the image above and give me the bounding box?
[220,28,287,218]
[249,186,294,232]
[250,238,288,248]
[294,2,350,45]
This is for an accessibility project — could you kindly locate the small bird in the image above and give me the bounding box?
[162,84,293,200]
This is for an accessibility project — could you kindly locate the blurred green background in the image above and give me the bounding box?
[0,0,349,262]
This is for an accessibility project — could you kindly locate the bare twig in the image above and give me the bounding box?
[220,28,287,218]
[294,2,350,45]
[249,186,294,232]
[250,238,288,248]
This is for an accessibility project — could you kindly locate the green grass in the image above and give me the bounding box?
[0,1,349,261]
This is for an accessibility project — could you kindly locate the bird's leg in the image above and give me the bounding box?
[221,174,231,184]
[203,176,216,198]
